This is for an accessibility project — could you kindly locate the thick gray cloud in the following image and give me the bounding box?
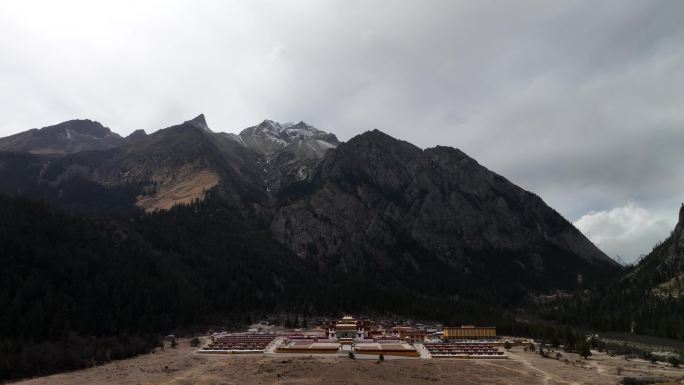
[1,0,683,262]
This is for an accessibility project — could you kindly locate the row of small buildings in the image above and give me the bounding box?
[324,315,497,343]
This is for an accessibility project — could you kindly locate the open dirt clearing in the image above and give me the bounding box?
[12,340,684,385]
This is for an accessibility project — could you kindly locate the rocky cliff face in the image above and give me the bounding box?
[228,120,340,193]
[271,129,617,287]
[233,120,339,157]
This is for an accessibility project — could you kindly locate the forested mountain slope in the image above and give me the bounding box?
[541,204,684,340]
[0,194,310,380]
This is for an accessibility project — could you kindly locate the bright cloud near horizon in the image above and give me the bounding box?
[1,0,683,262]
[573,203,675,263]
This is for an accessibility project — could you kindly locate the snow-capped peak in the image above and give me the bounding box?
[235,119,339,157]
[254,119,283,134]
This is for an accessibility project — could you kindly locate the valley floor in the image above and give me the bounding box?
[12,339,684,385]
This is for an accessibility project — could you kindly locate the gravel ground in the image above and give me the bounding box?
[12,340,684,385]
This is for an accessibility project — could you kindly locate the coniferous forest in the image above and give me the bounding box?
[539,255,684,340]
[0,193,317,379]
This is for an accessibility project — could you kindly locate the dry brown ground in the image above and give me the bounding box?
[136,168,219,212]
[12,340,684,385]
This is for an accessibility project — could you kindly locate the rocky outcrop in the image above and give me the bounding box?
[233,119,339,157]
[126,129,147,142]
[228,120,340,193]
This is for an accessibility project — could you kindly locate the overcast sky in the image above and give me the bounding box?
[1,0,683,262]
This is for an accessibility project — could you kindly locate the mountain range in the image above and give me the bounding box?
[0,114,619,289]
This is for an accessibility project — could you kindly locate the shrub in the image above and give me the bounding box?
[578,342,591,359]
[668,356,680,368]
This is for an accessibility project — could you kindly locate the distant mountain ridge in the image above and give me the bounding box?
[231,119,339,158]
[0,119,126,154]
[228,119,340,194]
[0,115,339,212]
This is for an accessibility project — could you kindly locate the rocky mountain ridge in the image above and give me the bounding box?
[0,114,620,292]
[227,119,340,193]
[271,129,615,288]
[231,119,339,157]
[0,119,127,155]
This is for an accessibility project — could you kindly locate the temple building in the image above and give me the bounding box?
[325,315,369,341]
[391,326,428,343]
[442,325,496,340]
